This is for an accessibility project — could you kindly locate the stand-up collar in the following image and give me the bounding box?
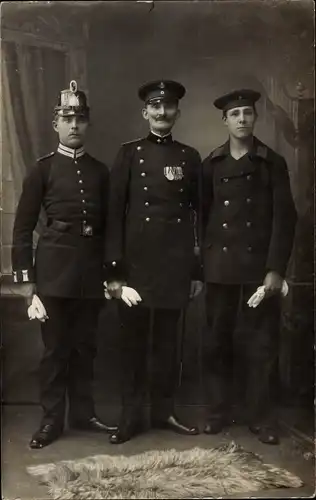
[57,143,85,159]
[147,131,173,145]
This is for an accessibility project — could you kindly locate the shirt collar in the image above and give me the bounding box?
[147,131,173,145]
[211,136,269,161]
[57,143,85,159]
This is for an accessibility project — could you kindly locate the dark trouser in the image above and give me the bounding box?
[38,297,103,428]
[204,283,280,426]
[117,302,181,430]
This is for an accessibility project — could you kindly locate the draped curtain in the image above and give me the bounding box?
[1,41,66,271]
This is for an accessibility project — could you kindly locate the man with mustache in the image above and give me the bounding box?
[11,81,117,449]
[105,80,202,444]
[201,89,297,444]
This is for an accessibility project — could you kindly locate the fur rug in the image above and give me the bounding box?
[27,442,303,499]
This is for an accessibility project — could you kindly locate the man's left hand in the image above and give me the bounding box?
[190,280,203,299]
[263,271,283,297]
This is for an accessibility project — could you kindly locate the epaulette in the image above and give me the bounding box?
[121,138,143,146]
[37,152,55,162]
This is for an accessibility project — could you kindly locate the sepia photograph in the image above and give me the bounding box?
[0,0,314,498]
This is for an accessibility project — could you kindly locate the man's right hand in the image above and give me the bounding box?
[17,283,36,305]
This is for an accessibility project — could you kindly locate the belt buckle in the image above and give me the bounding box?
[82,222,93,237]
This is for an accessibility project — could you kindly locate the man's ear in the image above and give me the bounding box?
[175,109,181,121]
[52,119,58,132]
[222,115,228,127]
[142,107,149,121]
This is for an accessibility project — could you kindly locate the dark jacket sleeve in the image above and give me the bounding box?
[266,156,297,277]
[11,163,45,283]
[104,144,131,281]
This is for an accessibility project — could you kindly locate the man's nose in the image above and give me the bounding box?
[71,117,79,128]
[238,113,246,123]
[157,105,166,115]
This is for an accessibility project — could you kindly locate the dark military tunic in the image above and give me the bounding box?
[11,144,109,427]
[201,136,297,426]
[105,132,201,428]
[12,145,109,297]
[202,137,297,283]
[106,132,201,308]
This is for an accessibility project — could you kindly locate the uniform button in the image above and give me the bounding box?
[182,161,186,166]
[177,218,181,223]
[179,203,183,207]
[182,149,186,153]
[145,217,150,222]
[247,175,252,180]
[157,138,161,143]
[247,246,253,252]
[223,222,228,229]
[75,160,78,165]
[224,200,230,206]
[223,246,228,252]
[79,179,83,184]
[83,220,87,224]
[139,158,144,164]
[246,198,252,204]
[141,172,146,177]
[80,189,84,194]
[137,146,142,151]
[179,188,184,193]
[145,202,149,207]
[77,170,81,175]
[246,221,252,228]
[82,199,86,203]
[112,261,116,266]
[83,210,87,215]
[223,178,229,183]
[144,186,148,191]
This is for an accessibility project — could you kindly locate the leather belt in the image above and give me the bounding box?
[47,219,102,237]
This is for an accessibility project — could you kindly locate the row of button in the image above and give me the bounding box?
[222,246,253,252]
[222,174,252,183]
[224,198,252,206]
[77,169,87,220]
[145,217,182,223]
[222,221,252,228]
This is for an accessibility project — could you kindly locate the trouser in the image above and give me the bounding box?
[203,283,280,426]
[38,296,103,428]
[117,302,181,429]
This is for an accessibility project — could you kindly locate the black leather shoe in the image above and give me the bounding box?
[249,424,280,445]
[109,420,144,444]
[204,419,225,435]
[152,415,199,435]
[70,416,118,434]
[29,424,63,449]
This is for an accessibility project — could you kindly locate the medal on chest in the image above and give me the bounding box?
[164,165,184,181]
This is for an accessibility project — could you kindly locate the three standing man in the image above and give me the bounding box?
[12,80,296,449]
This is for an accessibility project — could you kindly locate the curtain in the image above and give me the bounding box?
[1,41,66,269]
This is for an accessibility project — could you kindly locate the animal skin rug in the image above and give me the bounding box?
[27,442,303,499]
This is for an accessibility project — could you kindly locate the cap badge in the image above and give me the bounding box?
[159,82,165,89]
[164,165,184,181]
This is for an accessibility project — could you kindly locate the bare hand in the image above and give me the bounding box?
[263,271,283,297]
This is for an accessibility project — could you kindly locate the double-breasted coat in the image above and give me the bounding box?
[202,137,297,284]
[105,132,202,309]
[12,146,109,298]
